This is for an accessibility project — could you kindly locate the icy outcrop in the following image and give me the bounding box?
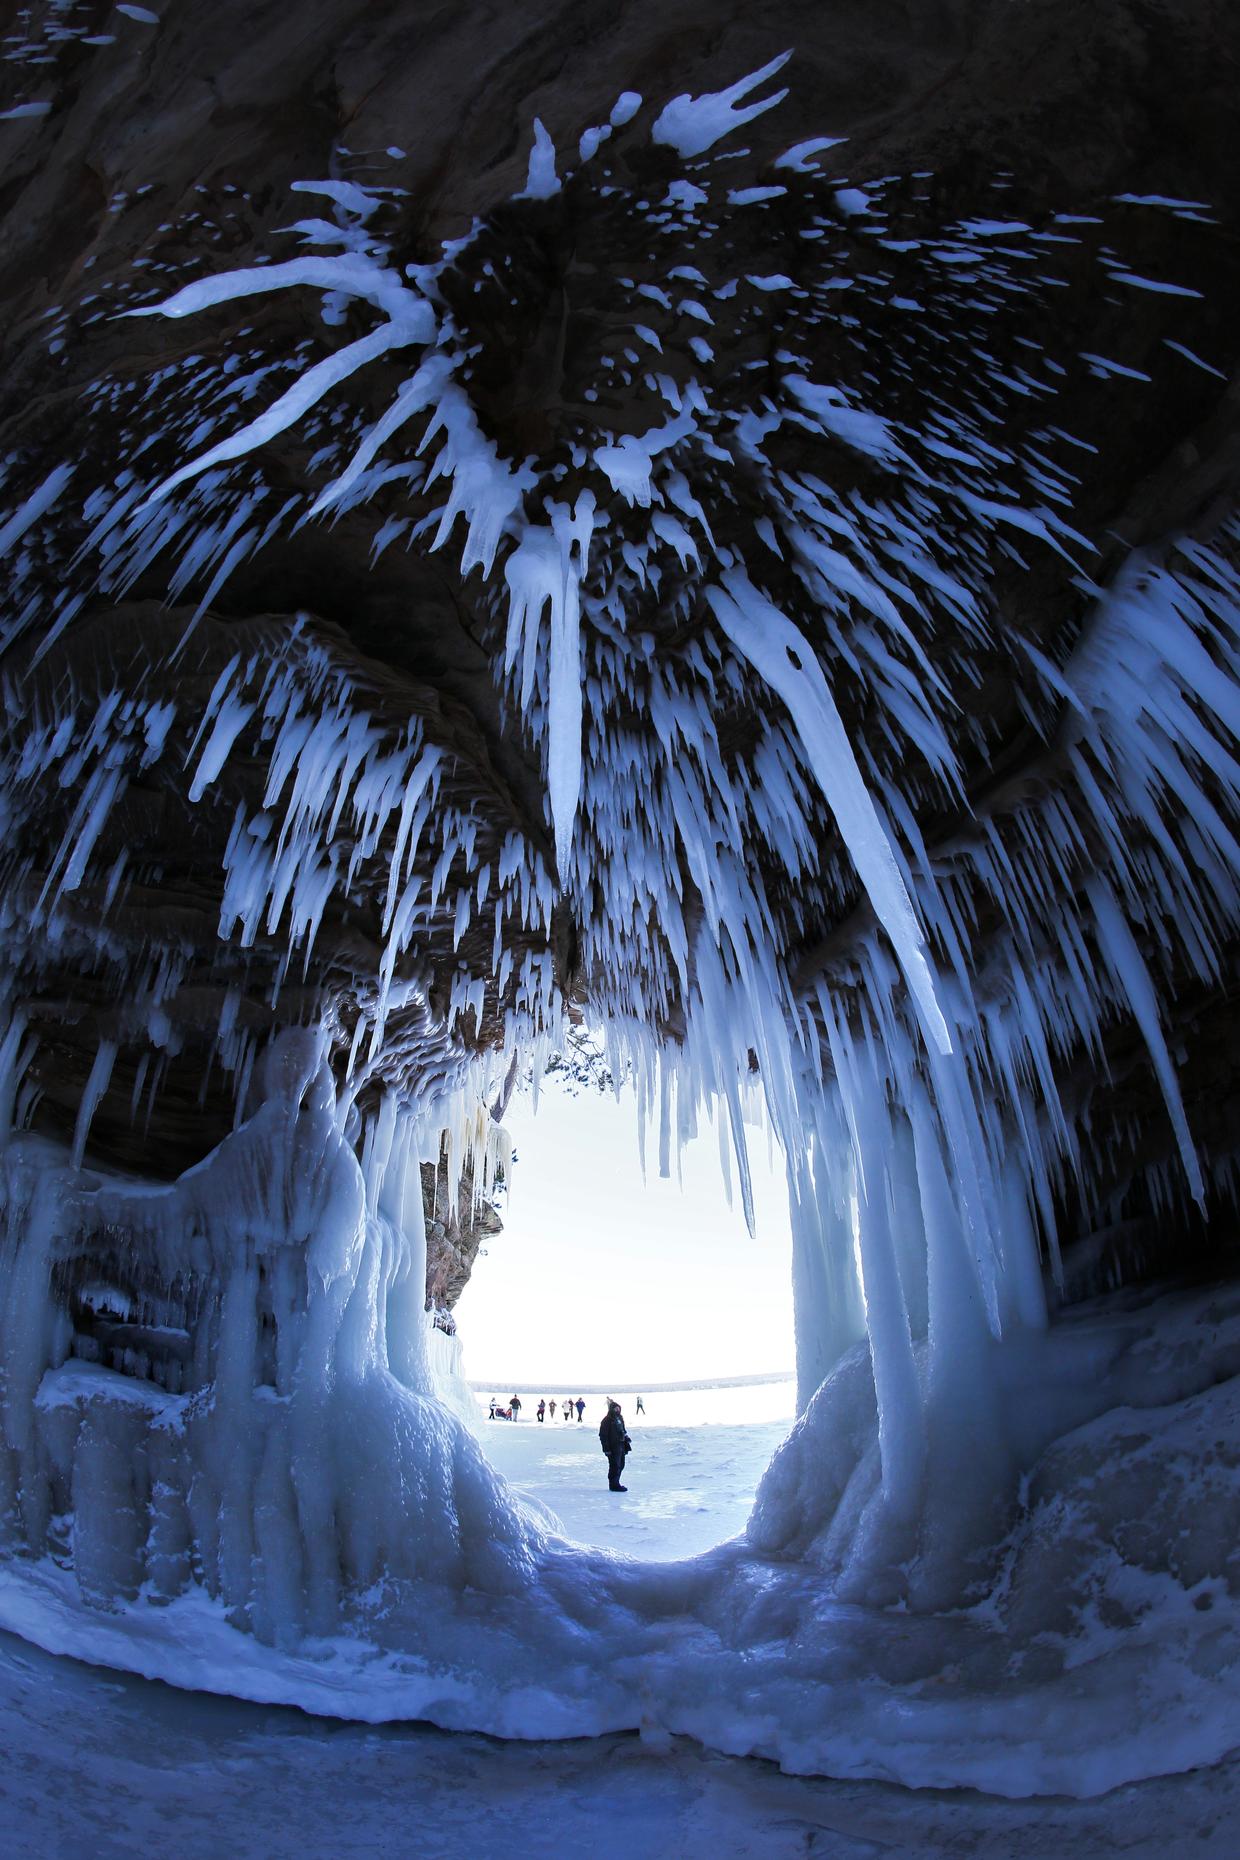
[0,1033,533,1638]
[0,0,1239,1794]
[2,1276,1238,1797]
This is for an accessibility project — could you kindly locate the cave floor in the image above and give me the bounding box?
[2,1625,1236,1859]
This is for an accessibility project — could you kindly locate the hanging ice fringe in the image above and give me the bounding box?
[0,53,1237,1791]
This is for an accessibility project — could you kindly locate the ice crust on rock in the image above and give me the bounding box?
[652,54,791,159]
[517,119,561,200]
[0,1037,536,1641]
[0,50,1238,1799]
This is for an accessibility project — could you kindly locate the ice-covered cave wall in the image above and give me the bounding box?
[0,0,1239,1635]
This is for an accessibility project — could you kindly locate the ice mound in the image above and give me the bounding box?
[2,1262,1238,1797]
[0,1039,544,1645]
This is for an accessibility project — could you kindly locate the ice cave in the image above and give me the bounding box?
[1,0,1238,1852]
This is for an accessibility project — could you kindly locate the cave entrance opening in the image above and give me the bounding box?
[452,1069,796,1559]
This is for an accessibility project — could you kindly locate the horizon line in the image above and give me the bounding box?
[466,1370,795,1394]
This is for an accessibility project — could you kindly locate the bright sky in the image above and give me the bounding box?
[454,1078,795,1387]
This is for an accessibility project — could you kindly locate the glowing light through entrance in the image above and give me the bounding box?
[456,1078,795,1389]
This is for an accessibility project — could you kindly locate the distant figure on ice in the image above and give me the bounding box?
[599,1399,631,1492]
[575,1396,585,1421]
[488,1398,496,1420]
[510,1393,522,1420]
[548,1399,557,1419]
[563,1396,573,1420]
[635,1395,645,1416]
[536,1398,546,1422]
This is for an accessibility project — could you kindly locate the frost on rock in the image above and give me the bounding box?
[0,42,1238,1797]
[516,118,561,200]
[652,53,792,159]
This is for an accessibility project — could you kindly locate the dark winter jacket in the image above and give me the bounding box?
[599,1407,630,1457]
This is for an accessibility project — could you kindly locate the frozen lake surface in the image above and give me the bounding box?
[474,1384,795,1559]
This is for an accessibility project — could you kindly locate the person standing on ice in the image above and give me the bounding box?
[599,1399,631,1492]
[635,1395,645,1416]
[575,1396,585,1422]
[548,1399,557,1419]
[510,1393,522,1420]
[537,1398,546,1422]
[488,1398,496,1420]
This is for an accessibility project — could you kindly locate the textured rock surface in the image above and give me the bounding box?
[423,1154,504,1324]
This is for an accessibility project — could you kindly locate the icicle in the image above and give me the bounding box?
[0,1011,34,1141]
[71,1040,117,1170]
[1086,878,1206,1206]
[851,1062,925,1516]
[706,572,952,1056]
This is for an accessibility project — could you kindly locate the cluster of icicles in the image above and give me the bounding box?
[0,1028,530,1633]
[0,57,1237,1618]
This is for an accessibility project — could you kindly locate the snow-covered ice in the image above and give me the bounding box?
[4,1624,1239,1860]
[473,1384,794,1559]
[2,1225,1238,1799]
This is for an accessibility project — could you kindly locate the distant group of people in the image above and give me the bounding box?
[484,1392,645,1491]
[489,1393,588,1423]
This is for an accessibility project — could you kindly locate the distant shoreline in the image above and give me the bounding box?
[467,1371,794,1394]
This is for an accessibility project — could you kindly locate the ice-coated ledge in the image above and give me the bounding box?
[2,1279,1238,1800]
[0,1505,1235,1800]
[35,1358,188,1420]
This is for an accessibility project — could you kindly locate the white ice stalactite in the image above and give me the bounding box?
[504,492,596,878]
[0,1011,35,1143]
[652,52,791,159]
[516,118,561,200]
[787,1121,866,1411]
[1085,878,1206,1209]
[140,321,432,510]
[706,571,952,1057]
[70,1040,116,1170]
[0,465,74,557]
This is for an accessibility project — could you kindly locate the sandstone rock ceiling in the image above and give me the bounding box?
[0,0,1237,1292]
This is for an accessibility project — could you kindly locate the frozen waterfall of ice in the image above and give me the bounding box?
[0,57,1238,1797]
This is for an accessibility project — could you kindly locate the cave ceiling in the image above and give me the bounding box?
[0,0,1237,1266]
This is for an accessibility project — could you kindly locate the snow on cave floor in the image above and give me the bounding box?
[5,1286,1240,1847]
[3,1624,1237,1860]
